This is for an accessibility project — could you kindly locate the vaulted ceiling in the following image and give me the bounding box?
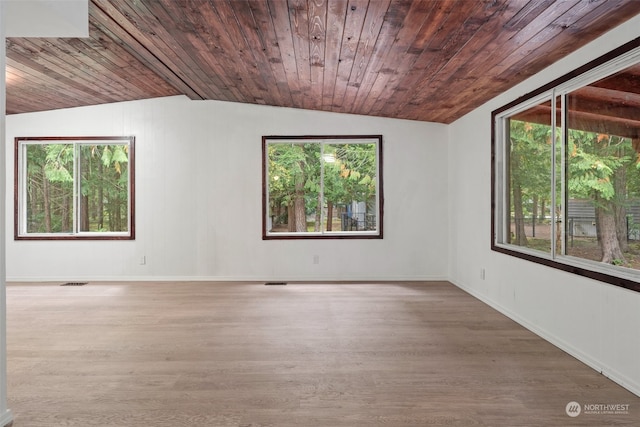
[5,0,640,124]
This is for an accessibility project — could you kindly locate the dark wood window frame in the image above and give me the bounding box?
[491,37,640,293]
[262,135,384,240]
[14,136,136,240]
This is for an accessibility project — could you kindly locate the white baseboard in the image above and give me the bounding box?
[450,278,640,398]
[7,275,448,283]
[0,409,13,427]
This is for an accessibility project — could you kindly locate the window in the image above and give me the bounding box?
[263,135,383,239]
[492,37,640,292]
[15,136,135,240]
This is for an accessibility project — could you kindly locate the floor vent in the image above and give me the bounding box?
[60,282,88,286]
[265,282,287,286]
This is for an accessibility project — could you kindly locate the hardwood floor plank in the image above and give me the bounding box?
[6,281,638,426]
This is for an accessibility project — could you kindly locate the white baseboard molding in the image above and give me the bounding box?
[0,410,13,427]
[7,275,449,283]
[450,278,640,398]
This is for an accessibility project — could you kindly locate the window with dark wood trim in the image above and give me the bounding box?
[15,136,135,240]
[492,37,640,293]
[263,135,383,240]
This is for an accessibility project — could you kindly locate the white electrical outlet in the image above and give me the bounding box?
[480,268,485,280]
[313,255,320,265]
[140,256,146,265]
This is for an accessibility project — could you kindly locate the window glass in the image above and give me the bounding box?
[322,143,378,232]
[16,137,135,240]
[264,136,382,239]
[565,64,640,267]
[24,143,75,233]
[79,144,130,232]
[493,43,640,292]
[506,99,554,255]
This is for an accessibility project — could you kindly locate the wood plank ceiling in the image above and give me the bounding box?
[5,0,640,125]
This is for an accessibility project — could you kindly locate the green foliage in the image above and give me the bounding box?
[43,144,74,182]
[509,121,638,209]
[267,141,377,228]
[326,143,377,204]
[567,131,632,201]
[509,120,555,221]
[25,143,129,233]
[509,116,640,264]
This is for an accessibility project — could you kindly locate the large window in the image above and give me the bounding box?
[263,135,383,239]
[493,38,640,292]
[15,136,135,240]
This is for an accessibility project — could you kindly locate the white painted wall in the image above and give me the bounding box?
[0,3,11,426]
[448,16,640,396]
[3,0,88,37]
[5,97,448,282]
[2,2,88,423]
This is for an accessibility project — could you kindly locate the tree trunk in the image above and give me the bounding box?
[274,201,283,227]
[530,194,538,238]
[595,204,602,245]
[326,201,334,232]
[42,166,52,233]
[314,193,321,232]
[614,204,629,253]
[511,180,528,246]
[613,166,628,252]
[595,198,625,264]
[62,191,71,232]
[293,163,306,232]
[287,203,295,232]
[27,178,38,233]
[112,198,120,231]
[81,194,90,231]
[510,149,528,246]
[293,188,306,232]
[98,161,104,230]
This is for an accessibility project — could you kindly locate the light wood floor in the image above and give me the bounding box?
[5,281,638,426]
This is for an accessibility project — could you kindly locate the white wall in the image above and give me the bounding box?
[448,16,640,396]
[0,3,10,426]
[3,2,89,425]
[5,97,448,282]
[3,0,88,37]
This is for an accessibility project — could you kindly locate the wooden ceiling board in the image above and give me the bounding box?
[428,0,640,123]
[204,1,276,103]
[233,0,293,105]
[328,0,369,110]
[367,0,477,118]
[377,0,505,121]
[269,0,305,107]
[6,42,123,106]
[5,0,640,125]
[338,0,392,113]
[289,0,315,109]
[320,0,347,111]
[91,0,207,99]
[403,0,583,122]
[352,0,430,116]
